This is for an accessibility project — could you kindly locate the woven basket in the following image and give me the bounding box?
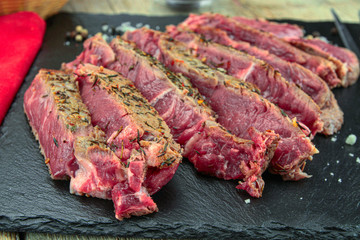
[0,0,69,19]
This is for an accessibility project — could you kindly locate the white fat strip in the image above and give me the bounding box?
[127,167,134,182]
[149,88,173,106]
[107,126,129,144]
[183,130,203,156]
[145,143,164,167]
[70,157,97,195]
[107,129,121,144]
[238,62,256,81]
[134,186,151,199]
[216,158,227,177]
[218,142,232,174]
[154,102,175,120]
[153,48,161,59]
[149,88,178,121]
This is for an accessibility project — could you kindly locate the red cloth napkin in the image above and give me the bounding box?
[0,11,46,125]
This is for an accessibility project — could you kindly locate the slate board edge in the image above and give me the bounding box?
[1,215,359,239]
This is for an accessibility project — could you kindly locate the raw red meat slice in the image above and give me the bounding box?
[232,16,304,39]
[74,64,182,195]
[179,13,342,88]
[165,26,343,135]
[288,38,359,87]
[24,69,161,220]
[64,35,280,197]
[24,69,93,179]
[123,31,318,181]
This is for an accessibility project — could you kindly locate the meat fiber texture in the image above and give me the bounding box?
[166,26,344,136]
[287,38,359,87]
[232,16,304,39]
[230,16,359,87]
[23,69,159,220]
[74,64,182,196]
[64,34,280,198]
[23,69,93,179]
[72,127,158,220]
[180,13,342,88]
[165,26,327,137]
[123,29,318,181]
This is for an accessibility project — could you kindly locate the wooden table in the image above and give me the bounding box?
[61,0,360,22]
[2,0,359,239]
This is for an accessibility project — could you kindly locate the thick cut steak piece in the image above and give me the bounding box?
[74,64,182,196]
[109,38,280,197]
[163,27,325,137]
[166,26,343,135]
[24,69,93,179]
[24,69,158,220]
[65,35,280,197]
[72,127,158,220]
[72,34,116,67]
[232,16,304,39]
[231,16,359,87]
[288,38,359,87]
[180,13,342,88]
[123,31,318,181]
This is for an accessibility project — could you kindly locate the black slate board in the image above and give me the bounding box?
[1,13,360,239]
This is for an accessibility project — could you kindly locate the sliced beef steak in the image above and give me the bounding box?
[24,69,93,179]
[288,38,359,87]
[231,16,359,86]
[74,64,182,195]
[179,13,342,88]
[63,34,115,71]
[123,31,318,181]
[232,16,304,39]
[109,38,280,197]
[24,69,158,220]
[166,26,343,135]
[73,33,116,67]
[65,35,280,197]
[70,126,125,199]
[72,127,158,220]
[162,27,325,137]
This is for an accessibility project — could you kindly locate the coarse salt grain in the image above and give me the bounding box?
[244,199,251,204]
[336,160,340,164]
[345,134,357,145]
[117,22,136,33]
[349,153,354,157]
[356,157,360,164]
[101,24,109,32]
[102,34,109,42]
[331,136,337,142]
[318,36,329,43]
[324,178,327,181]
[330,172,334,176]
[338,178,342,183]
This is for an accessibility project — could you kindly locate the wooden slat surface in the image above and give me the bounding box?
[0,231,19,240]
[26,233,121,240]
[60,0,360,22]
[25,233,197,240]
